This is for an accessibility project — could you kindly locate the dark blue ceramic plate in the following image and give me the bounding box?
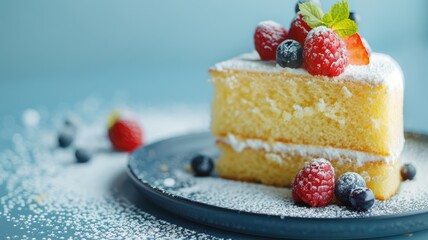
[128,132,428,239]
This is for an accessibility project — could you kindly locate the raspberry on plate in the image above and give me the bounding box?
[254,21,288,61]
[287,14,311,46]
[303,26,349,77]
[291,179,302,202]
[108,118,143,152]
[292,158,335,207]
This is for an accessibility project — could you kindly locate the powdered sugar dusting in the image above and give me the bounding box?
[257,20,285,46]
[257,20,283,29]
[211,52,404,88]
[0,103,219,239]
[132,133,428,219]
[305,26,329,42]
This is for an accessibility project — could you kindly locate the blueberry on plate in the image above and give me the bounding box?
[401,163,416,181]
[58,130,74,148]
[191,155,214,177]
[295,0,321,13]
[349,187,375,211]
[349,12,361,26]
[335,172,366,204]
[276,40,303,69]
[75,149,92,163]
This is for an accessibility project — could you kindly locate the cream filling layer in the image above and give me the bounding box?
[219,133,399,165]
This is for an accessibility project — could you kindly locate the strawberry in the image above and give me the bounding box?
[344,33,370,65]
[303,26,349,77]
[108,118,143,152]
[287,14,311,46]
[254,21,288,61]
[292,158,335,207]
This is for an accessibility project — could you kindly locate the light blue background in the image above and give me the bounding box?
[1,1,428,239]
[1,0,428,132]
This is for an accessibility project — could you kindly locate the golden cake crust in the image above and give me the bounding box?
[210,53,404,157]
[210,52,404,201]
[215,142,401,200]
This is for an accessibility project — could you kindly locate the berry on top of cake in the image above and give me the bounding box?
[303,26,349,77]
[255,0,370,77]
[209,0,404,201]
[254,21,288,61]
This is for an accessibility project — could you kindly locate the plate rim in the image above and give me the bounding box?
[127,130,428,222]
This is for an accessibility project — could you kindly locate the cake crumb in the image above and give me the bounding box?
[163,178,176,187]
[315,99,326,112]
[371,118,380,130]
[342,87,353,98]
[185,164,193,173]
[161,164,169,172]
[282,112,292,122]
[34,193,46,205]
[360,171,371,182]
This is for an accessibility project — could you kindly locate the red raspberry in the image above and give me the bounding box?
[108,119,143,152]
[292,180,302,203]
[287,14,311,46]
[254,21,288,61]
[303,26,349,77]
[292,158,335,207]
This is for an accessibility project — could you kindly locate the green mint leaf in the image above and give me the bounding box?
[299,2,325,28]
[331,19,358,38]
[300,1,357,39]
[330,1,349,24]
[322,13,334,27]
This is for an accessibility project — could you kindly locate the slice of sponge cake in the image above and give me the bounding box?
[209,52,404,200]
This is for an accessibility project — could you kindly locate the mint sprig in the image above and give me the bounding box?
[332,19,358,38]
[299,3,324,28]
[299,0,357,38]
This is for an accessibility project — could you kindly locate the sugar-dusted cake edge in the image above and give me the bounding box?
[210,52,404,88]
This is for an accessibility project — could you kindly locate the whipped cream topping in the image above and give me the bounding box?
[211,52,404,89]
[219,133,399,165]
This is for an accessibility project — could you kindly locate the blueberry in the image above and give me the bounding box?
[191,155,214,177]
[295,0,321,13]
[401,163,416,181]
[349,187,375,211]
[334,172,366,204]
[75,149,91,163]
[349,12,361,25]
[276,40,303,68]
[58,130,74,148]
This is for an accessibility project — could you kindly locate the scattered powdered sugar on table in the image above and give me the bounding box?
[158,136,428,219]
[3,99,428,239]
[0,102,222,239]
